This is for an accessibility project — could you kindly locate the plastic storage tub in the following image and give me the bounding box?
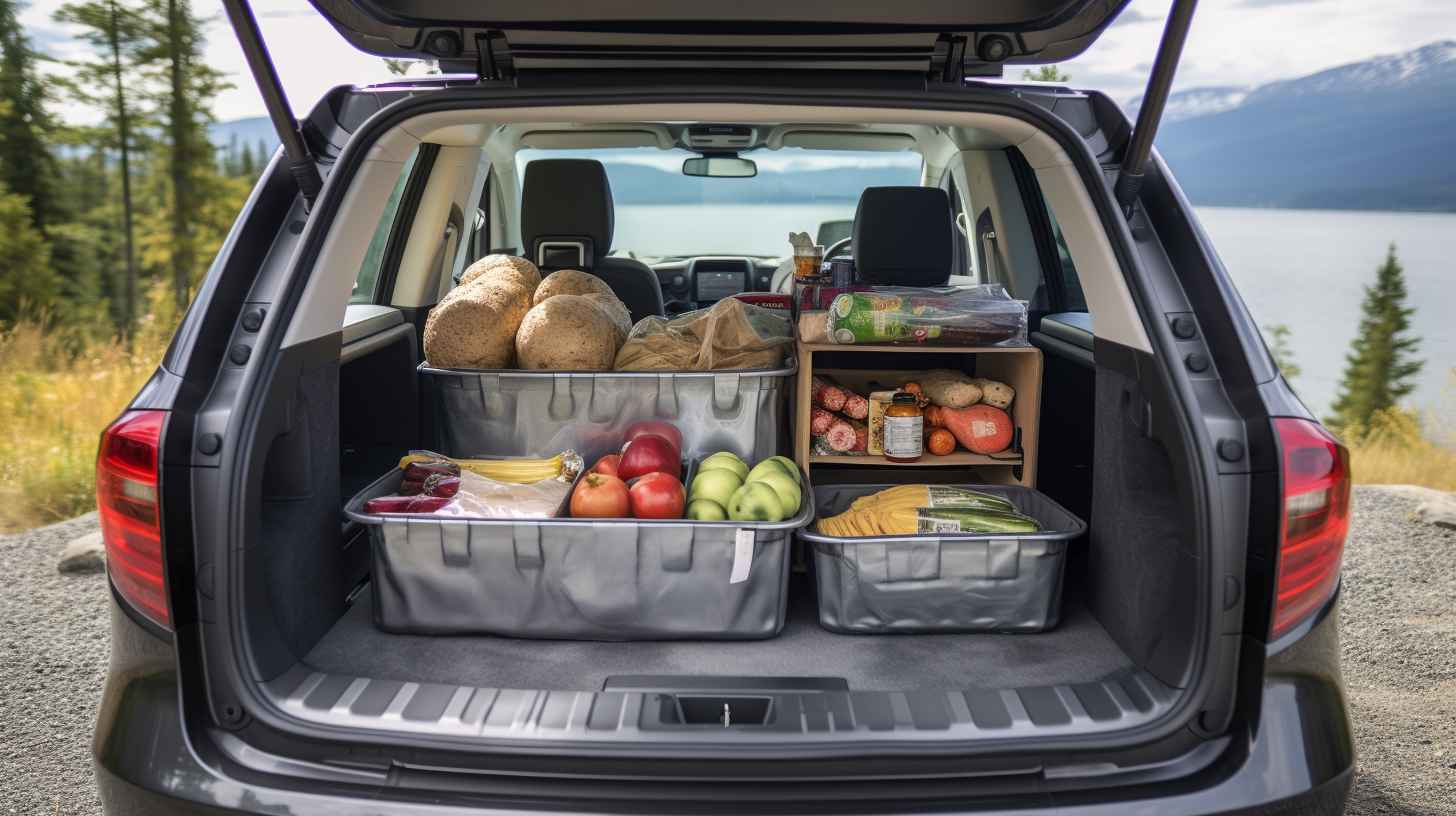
[344,458,814,640]
[800,484,1086,634]
[420,362,794,462]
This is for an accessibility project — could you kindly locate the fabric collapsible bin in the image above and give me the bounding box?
[800,484,1086,634]
[344,460,813,640]
[420,362,794,463]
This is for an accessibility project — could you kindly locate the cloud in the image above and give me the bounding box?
[1239,0,1323,6]
[1111,8,1159,25]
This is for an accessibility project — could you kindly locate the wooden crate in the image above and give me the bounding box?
[794,342,1042,486]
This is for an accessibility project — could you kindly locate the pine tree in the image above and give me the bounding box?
[1263,323,1301,381]
[1021,65,1070,82]
[0,0,58,229]
[1325,244,1424,433]
[54,0,147,334]
[137,0,227,310]
[0,179,58,322]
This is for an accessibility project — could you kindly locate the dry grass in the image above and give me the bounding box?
[0,288,177,533]
[1345,400,1456,492]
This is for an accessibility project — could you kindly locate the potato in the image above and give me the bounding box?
[918,369,983,408]
[423,280,532,369]
[459,254,541,293]
[515,294,622,371]
[533,269,615,306]
[970,378,1015,409]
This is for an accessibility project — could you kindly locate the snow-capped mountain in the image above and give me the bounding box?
[1136,41,1456,212]
[1127,86,1249,123]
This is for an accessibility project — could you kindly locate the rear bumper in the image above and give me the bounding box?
[97,596,1354,816]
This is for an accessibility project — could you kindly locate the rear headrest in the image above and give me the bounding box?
[852,186,954,286]
[520,159,614,265]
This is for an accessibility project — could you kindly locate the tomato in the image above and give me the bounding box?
[927,427,957,456]
[590,453,622,477]
[569,473,630,518]
[622,421,683,458]
[629,471,686,520]
[618,434,682,480]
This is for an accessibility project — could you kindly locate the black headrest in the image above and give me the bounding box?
[520,159,614,264]
[852,187,954,286]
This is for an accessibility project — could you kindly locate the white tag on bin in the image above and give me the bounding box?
[730,529,754,584]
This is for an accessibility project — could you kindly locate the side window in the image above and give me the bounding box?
[350,149,420,304]
[1042,201,1088,312]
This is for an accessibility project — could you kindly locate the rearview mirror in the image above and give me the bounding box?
[682,155,757,178]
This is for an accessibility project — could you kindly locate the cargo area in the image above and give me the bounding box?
[231,107,1211,753]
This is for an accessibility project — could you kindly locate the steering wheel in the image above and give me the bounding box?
[772,236,855,293]
[825,236,853,260]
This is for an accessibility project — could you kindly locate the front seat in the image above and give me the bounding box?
[519,159,665,323]
[852,186,955,286]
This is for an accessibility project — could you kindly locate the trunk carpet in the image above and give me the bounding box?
[304,580,1132,691]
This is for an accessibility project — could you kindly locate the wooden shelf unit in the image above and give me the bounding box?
[794,342,1042,487]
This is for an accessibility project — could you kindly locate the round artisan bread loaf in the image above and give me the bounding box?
[459,254,541,293]
[584,291,632,342]
[423,279,533,369]
[515,294,622,370]
[532,268,615,305]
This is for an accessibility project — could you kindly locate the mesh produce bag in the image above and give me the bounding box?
[614,297,793,370]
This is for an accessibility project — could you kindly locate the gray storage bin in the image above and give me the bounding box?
[344,458,813,640]
[800,484,1086,634]
[420,362,794,462]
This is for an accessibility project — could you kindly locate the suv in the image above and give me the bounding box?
[91,0,1355,813]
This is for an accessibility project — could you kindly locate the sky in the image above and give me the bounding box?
[19,0,1456,124]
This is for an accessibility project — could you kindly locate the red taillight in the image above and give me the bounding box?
[1270,417,1351,639]
[97,410,171,631]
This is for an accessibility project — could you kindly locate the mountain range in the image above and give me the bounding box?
[1131,40,1456,211]
[211,40,1456,212]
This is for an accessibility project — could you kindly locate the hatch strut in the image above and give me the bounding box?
[221,0,324,210]
[1113,0,1198,217]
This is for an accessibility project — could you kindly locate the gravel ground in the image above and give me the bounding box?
[0,486,1451,815]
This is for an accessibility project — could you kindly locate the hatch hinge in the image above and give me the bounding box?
[474,30,511,84]
[934,34,969,84]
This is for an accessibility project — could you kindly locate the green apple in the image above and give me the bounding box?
[686,499,728,521]
[745,458,791,484]
[728,481,785,522]
[689,468,742,508]
[766,455,802,485]
[755,470,802,518]
[698,452,748,480]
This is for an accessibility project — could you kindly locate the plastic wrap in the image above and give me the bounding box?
[825,284,1028,347]
[613,297,793,371]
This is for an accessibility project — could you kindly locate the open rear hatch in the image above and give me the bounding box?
[305,0,1133,79]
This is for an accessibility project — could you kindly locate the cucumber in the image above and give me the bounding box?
[914,508,1041,534]
[921,486,1017,513]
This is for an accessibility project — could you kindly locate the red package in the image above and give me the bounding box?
[364,495,451,514]
[733,293,792,311]
[810,407,835,435]
[842,393,869,420]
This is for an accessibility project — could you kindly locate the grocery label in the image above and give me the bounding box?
[730,529,754,584]
[925,486,968,507]
[916,515,964,533]
[972,420,999,438]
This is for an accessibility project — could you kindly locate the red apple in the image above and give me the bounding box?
[622,420,683,459]
[590,453,622,478]
[629,471,686,520]
[569,473,630,518]
[618,434,682,481]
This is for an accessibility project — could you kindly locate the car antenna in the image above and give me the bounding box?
[1114,0,1198,219]
[220,0,325,211]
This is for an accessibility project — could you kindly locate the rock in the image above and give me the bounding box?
[1414,492,1456,531]
[57,531,105,574]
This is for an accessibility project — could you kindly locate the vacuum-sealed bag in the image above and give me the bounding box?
[825,284,1028,347]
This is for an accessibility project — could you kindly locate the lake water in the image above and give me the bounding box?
[615,204,1454,420]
